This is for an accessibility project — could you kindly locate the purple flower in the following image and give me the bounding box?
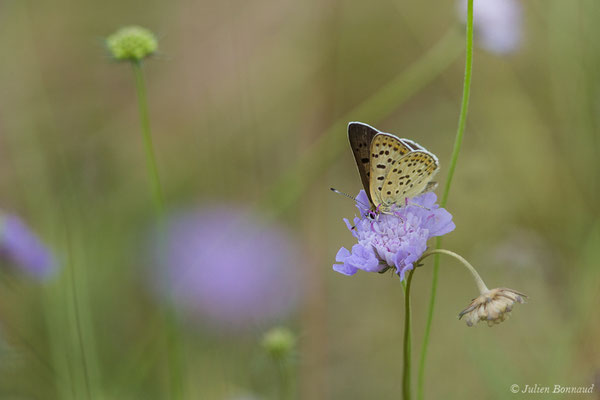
[333,191,455,281]
[0,215,57,280]
[457,0,523,55]
[150,206,302,333]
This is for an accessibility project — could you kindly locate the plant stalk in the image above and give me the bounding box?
[417,1,475,399]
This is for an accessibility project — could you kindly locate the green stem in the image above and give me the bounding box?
[417,1,474,399]
[62,207,93,399]
[131,61,183,400]
[402,269,415,400]
[276,358,293,400]
[416,235,440,400]
[132,62,165,213]
[440,18,474,206]
[65,224,91,400]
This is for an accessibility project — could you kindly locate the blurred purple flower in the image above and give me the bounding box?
[458,0,523,54]
[0,215,57,280]
[333,191,455,281]
[150,206,302,332]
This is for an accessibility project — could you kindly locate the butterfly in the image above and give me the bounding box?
[348,122,439,214]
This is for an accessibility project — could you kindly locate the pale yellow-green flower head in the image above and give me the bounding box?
[106,26,157,62]
[261,327,296,359]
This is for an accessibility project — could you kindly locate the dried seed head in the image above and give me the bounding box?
[459,287,527,327]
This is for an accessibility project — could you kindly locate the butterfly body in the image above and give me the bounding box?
[348,122,439,214]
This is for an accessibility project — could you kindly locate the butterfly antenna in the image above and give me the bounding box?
[330,187,371,210]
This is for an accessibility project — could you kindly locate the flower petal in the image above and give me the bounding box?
[347,244,381,272]
[426,208,456,237]
[335,247,351,262]
[333,247,358,276]
[355,190,371,216]
[333,262,358,276]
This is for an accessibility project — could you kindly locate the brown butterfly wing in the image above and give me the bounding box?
[348,122,379,205]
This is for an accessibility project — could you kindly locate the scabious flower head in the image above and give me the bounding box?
[106,26,158,62]
[150,206,302,333]
[459,287,527,327]
[333,191,455,281]
[457,0,522,54]
[0,214,57,280]
[261,327,296,360]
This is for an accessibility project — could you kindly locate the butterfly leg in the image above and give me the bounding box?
[392,209,405,224]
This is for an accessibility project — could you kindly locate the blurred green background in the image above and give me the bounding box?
[1,0,599,399]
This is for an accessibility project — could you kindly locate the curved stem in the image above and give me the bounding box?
[417,249,488,294]
[418,1,475,399]
[402,269,415,400]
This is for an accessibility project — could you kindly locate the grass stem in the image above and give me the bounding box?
[417,1,474,399]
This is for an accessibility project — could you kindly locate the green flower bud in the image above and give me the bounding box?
[106,26,158,62]
[261,327,296,359]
